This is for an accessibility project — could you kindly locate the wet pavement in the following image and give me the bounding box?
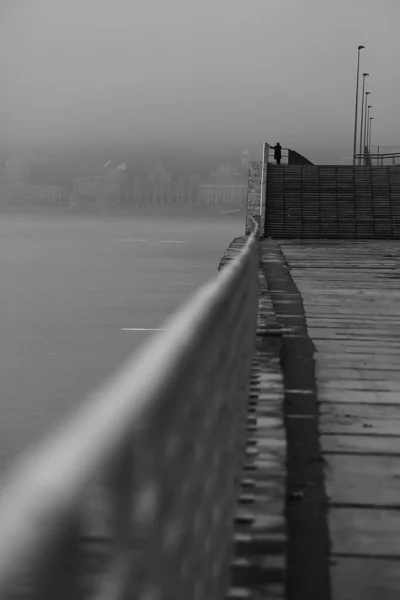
[259,239,400,600]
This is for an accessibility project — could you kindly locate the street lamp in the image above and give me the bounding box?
[369,117,374,153]
[363,92,371,157]
[353,46,365,165]
[359,73,369,163]
[366,105,372,149]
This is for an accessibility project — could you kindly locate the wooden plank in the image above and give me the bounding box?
[316,359,400,371]
[324,454,400,505]
[331,558,400,600]
[320,401,400,420]
[311,331,400,340]
[309,321,400,329]
[317,367,400,380]
[309,327,400,336]
[319,379,400,392]
[321,404,400,436]
[303,308,400,316]
[330,508,400,556]
[321,434,400,454]
[319,390,400,404]
[314,339,400,349]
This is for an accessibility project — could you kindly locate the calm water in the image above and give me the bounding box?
[0,214,242,471]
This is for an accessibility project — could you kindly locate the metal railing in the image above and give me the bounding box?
[0,219,259,599]
[354,152,400,166]
[264,143,312,166]
[266,145,289,164]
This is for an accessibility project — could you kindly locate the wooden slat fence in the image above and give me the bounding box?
[266,165,400,239]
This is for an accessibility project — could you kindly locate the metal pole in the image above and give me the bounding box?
[353,46,365,165]
[366,105,371,149]
[363,92,370,159]
[359,73,368,164]
[368,117,373,153]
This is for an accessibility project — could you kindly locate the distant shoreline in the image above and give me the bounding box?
[0,205,244,220]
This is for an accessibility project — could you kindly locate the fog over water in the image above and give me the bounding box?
[1,0,399,163]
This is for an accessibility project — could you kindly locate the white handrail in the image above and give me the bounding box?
[0,218,260,599]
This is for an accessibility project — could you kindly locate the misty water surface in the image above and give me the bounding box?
[0,214,241,472]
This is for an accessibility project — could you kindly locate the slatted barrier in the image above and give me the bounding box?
[0,218,259,600]
[265,165,400,239]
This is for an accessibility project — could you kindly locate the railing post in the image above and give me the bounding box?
[259,142,269,239]
[252,215,261,234]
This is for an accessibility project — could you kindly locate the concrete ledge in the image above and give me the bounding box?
[228,264,287,600]
[245,162,262,236]
[217,236,248,272]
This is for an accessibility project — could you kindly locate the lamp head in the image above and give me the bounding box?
[358,45,365,50]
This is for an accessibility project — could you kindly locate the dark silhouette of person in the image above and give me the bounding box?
[274,143,282,165]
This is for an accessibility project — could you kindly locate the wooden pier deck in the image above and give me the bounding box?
[261,239,400,600]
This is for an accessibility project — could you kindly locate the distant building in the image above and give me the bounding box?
[73,160,128,206]
[199,151,249,206]
[0,152,70,207]
[10,184,69,206]
[126,162,200,206]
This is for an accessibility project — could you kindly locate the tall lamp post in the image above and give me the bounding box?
[359,72,369,163]
[366,105,372,149]
[363,92,371,157]
[353,45,365,165]
[369,117,374,154]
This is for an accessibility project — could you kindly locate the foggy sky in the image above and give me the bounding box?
[1,0,399,162]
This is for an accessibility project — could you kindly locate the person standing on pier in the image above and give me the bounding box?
[274,143,282,165]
